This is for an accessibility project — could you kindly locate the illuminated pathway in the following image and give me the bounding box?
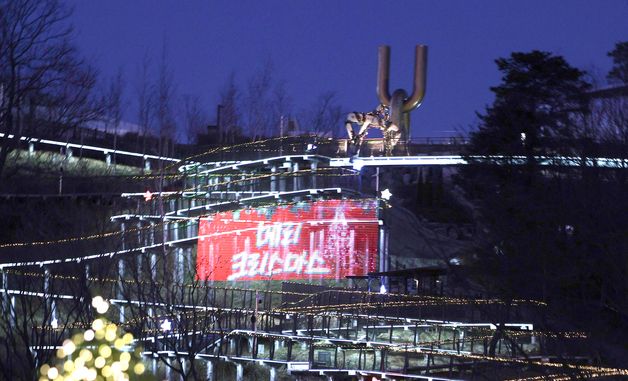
[0,132,180,169]
[330,154,628,169]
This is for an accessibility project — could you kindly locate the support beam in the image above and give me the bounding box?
[236,363,243,381]
[270,165,277,192]
[293,162,300,190]
[206,360,214,381]
[310,161,318,188]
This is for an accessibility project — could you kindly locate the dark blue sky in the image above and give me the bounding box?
[69,0,628,137]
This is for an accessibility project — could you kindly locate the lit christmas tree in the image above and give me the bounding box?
[323,204,354,279]
[39,296,149,381]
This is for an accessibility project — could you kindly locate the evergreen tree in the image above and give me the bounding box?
[470,51,590,158]
[458,50,628,366]
[607,41,628,85]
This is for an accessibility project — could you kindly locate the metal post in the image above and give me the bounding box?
[279,168,286,192]
[44,268,57,327]
[186,247,192,278]
[254,290,259,332]
[149,222,155,245]
[279,116,285,156]
[119,222,126,322]
[51,298,58,328]
[10,296,15,326]
[236,363,243,381]
[117,258,125,322]
[293,162,300,191]
[206,360,214,381]
[310,161,318,188]
[44,268,50,298]
[379,226,389,290]
[159,220,170,246]
[58,167,63,195]
[270,165,277,192]
[150,251,157,284]
[2,271,14,327]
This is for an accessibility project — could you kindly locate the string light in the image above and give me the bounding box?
[0,222,162,249]
[148,167,359,203]
[24,292,608,377]
[165,134,322,172]
[277,298,545,313]
[0,158,360,255]
[0,231,119,249]
[30,319,586,357]
[40,298,144,381]
[505,371,623,381]
[0,195,381,269]
[3,269,314,299]
[1,174,361,248]
[8,134,611,378]
[5,267,546,314]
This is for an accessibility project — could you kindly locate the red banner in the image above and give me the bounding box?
[196,199,379,281]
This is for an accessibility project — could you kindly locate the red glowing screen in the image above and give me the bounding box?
[196,199,379,281]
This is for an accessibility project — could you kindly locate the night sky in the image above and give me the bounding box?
[68,0,628,138]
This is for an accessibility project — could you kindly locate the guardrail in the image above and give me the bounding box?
[0,133,180,170]
[180,136,469,163]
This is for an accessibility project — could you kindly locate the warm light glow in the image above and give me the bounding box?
[122,333,134,345]
[84,329,95,341]
[92,319,104,332]
[40,315,144,381]
[86,368,97,381]
[120,352,131,363]
[94,357,105,369]
[46,366,59,380]
[114,338,124,349]
[101,365,112,378]
[98,344,112,358]
[133,363,145,375]
[62,360,73,373]
[91,296,103,308]
[61,339,76,357]
[91,296,110,314]
[72,333,84,346]
[105,324,117,342]
[79,349,93,362]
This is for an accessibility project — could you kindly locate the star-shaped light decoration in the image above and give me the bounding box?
[160,319,172,332]
[381,188,392,201]
[143,190,153,202]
